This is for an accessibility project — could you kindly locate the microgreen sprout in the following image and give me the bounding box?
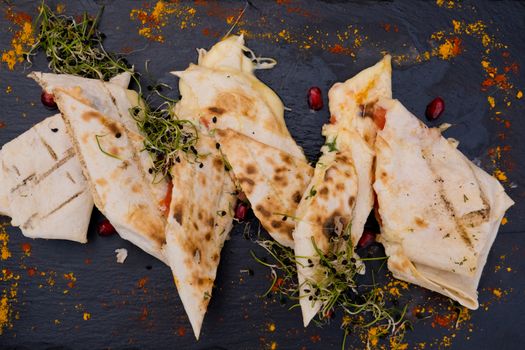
[27,2,131,80]
[130,102,199,180]
[251,226,410,348]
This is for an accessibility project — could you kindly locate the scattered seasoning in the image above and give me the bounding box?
[268,323,276,332]
[437,37,462,60]
[493,169,507,182]
[137,277,148,289]
[0,230,11,261]
[63,272,77,289]
[487,96,496,109]
[139,306,149,321]
[130,1,197,43]
[1,8,34,70]
[177,326,186,337]
[21,242,31,256]
[82,312,91,321]
[0,224,18,335]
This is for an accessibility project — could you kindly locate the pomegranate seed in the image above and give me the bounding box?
[237,191,248,203]
[97,219,116,236]
[234,202,249,221]
[41,91,57,109]
[307,87,323,111]
[425,97,445,121]
[357,230,376,249]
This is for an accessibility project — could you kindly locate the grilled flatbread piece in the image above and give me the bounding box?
[373,98,514,309]
[0,154,11,216]
[218,129,313,247]
[30,72,168,263]
[0,115,92,243]
[326,55,392,246]
[173,35,311,247]
[163,136,237,339]
[293,56,392,326]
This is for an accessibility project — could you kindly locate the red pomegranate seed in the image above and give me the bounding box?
[307,87,323,111]
[41,91,57,109]
[234,202,249,221]
[425,97,445,121]
[97,219,116,236]
[237,191,248,203]
[357,230,377,249]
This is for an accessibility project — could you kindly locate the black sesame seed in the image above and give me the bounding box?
[282,216,287,221]
[51,128,59,133]
[115,132,121,138]
[148,168,153,174]
[199,163,204,168]
[175,156,181,163]
[215,143,220,149]
[212,116,217,123]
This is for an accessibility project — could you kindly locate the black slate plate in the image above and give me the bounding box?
[0,1,524,349]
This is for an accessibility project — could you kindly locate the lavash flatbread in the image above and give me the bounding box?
[173,35,312,247]
[218,128,313,247]
[29,72,168,263]
[373,98,514,309]
[164,35,311,338]
[0,153,11,216]
[163,136,237,339]
[0,114,93,243]
[293,56,392,326]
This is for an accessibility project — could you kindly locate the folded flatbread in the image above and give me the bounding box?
[373,98,514,309]
[0,114,93,243]
[165,35,311,339]
[163,136,237,340]
[293,56,392,326]
[29,72,168,263]
[173,35,312,248]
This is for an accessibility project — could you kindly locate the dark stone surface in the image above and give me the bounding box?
[0,1,524,349]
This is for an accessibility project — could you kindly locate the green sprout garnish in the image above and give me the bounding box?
[325,136,339,152]
[95,134,122,160]
[130,102,199,179]
[305,186,317,200]
[26,3,200,177]
[251,227,409,349]
[26,2,131,80]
